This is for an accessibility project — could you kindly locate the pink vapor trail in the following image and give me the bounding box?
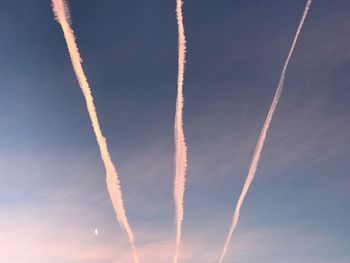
[219,1,312,262]
[173,0,187,262]
[51,1,139,262]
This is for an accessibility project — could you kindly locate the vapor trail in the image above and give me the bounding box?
[51,1,139,262]
[173,0,187,262]
[219,1,312,262]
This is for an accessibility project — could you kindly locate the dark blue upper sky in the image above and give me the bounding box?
[0,1,349,262]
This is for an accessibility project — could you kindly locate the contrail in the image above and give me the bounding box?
[173,0,187,262]
[219,1,312,262]
[51,1,139,262]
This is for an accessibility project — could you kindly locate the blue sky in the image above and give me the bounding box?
[0,0,349,262]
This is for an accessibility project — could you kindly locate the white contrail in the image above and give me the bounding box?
[51,1,139,262]
[173,0,187,262]
[219,1,312,262]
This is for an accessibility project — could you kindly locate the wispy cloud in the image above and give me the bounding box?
[51,1,138,261]
[219,1,312,262]
[174,0,188,262]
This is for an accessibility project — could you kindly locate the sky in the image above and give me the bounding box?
[0,0,349,262]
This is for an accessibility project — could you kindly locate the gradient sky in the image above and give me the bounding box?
[0,0,349,262]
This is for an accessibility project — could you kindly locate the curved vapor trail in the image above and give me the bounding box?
[174,0,187,262]
[219,1,312,262]
[51,1,139,262]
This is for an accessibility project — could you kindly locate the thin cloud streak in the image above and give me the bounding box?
[174,0,188,262]
[219,1,312,262]
[51,1,139,262]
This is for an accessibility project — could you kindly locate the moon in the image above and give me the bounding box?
[94,228,99,235]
